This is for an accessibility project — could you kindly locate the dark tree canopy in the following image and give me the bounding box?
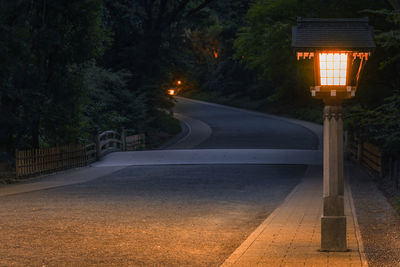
[0,0,398,156]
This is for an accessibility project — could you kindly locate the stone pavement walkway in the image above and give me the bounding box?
[222,165,367,267]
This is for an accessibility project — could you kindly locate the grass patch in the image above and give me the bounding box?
[146,111,182,149]
[157,112,181,135]
[290,107,323,125]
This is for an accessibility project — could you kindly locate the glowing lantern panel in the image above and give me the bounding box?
[168,89,175,95]
[319,53,347,86]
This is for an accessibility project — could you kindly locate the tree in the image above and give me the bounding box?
[233,0,389,107]
[82,62,147,135]
[346,7,400,153]
[0,0,218,153]
[175,0,266,108]
[347,93,400,154]
[101,0,216,129]
[0,0,108,150]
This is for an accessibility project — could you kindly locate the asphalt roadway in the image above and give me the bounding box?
[0,97,322,266]
[173,97,319,150]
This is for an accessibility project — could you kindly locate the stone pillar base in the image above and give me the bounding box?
[321,216,347,251]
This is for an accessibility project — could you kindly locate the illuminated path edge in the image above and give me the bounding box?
[92,149,323,167]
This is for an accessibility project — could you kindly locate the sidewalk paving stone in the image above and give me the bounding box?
[222,165,365,267]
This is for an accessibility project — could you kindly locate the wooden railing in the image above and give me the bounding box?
[15,129,146,178]
[86,129,146,162]
[126,133,146,151]
[85,143,97,164]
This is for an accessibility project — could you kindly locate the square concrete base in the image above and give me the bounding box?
[321,216,347,251]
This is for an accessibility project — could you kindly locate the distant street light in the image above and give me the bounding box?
[168,89,176,96]
[292,17,375,251]
[177,80,182,85]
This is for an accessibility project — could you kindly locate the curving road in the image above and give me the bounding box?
[92,97,322,167]
[173,97,319,150]
[0,97,322,266]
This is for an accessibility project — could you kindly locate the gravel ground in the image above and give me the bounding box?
[0,164,305,266]
[349,163,400,267]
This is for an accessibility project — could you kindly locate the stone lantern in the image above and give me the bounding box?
[292,17,375,251]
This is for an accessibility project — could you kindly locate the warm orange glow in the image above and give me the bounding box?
[168,89,175,95]
[177,80,182,85]
[213,50,218,59]
[319,53,347,86]
[297,52,314,60]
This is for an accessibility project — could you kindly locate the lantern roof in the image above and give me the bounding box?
[292,17,375,52]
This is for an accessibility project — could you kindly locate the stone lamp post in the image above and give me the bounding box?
[292,18,375,251]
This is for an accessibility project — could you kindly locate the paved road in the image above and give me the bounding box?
[0,97,321,266]
[173,97,319,150]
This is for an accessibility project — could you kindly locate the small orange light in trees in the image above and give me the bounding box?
[168,89,175,95]
[177,80,182,85]
[213,50,218,59]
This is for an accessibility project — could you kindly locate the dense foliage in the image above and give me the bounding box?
[347,9,400,153]
[233,0,392,113]
[182,1,267,109]
[347,94,400,154]
[0,0,216,155]
[0,0,399,157]
[184,0,399,152]
[0,0,108,152]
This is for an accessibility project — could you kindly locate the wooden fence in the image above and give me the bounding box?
[347,133,399,190]
[15,129,147,178]
[347,134,383,176]
[16,144,87,178]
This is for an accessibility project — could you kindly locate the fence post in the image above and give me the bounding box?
[94,127,101,160]
[15,150,19,178]
[121,128,126,151]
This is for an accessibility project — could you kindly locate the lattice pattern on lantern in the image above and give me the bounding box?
[319,53,347,86]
